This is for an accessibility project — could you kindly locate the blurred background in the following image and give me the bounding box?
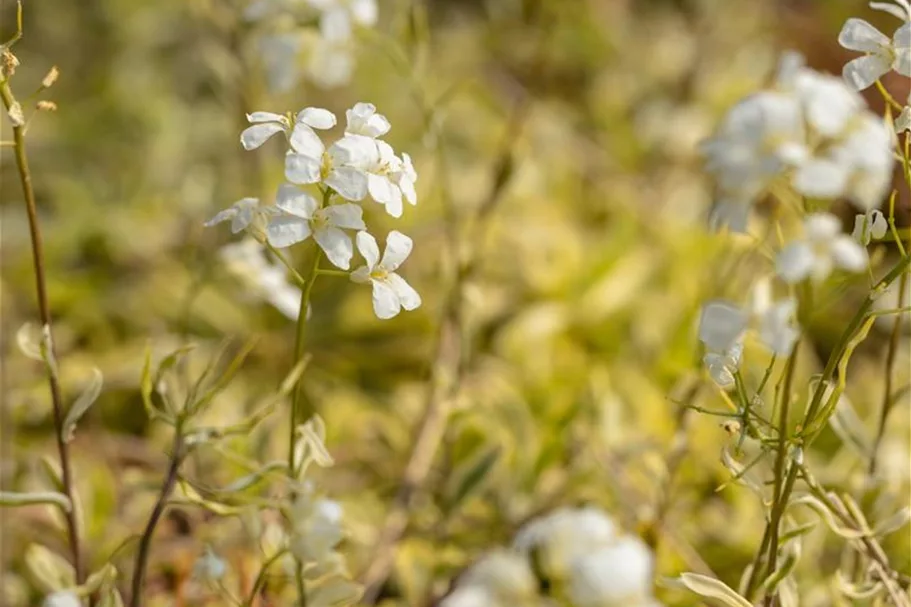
[1,0,909,605]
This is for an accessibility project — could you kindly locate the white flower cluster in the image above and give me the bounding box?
[244,0,378,90]
[701,52,894,232]
[441,507,661,607]
[207,103,421,320]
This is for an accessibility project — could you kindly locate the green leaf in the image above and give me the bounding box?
[445,445,500,510]
[677,572,752,607]
[62,368,103,442]
[25,544,76,593]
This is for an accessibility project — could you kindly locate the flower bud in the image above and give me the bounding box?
[1,49,19,79]
[37,100,57,112]
[42,66,59,88]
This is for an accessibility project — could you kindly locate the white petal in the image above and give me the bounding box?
[893,23,911,76]
[285,152,322,184]
[842,54,892,91]
[805,213,842,241]
[709,198,752,233]
[324,203,366,230]
[367,173,395,205]
[267,216,312,248]
[275,184,318,218]
[330,134,378,168]
[759,300,799,356]
[325,167,368,201]
[346,102,390,138]
[290,123,325,157]
[792,159,850,199]
[355,230,380,269]
[870,1,911,20]
[350,265,370,284]
[380,230,413,271]
[776,242,815,283]
[371,279,401,319]
[838,18,891,52]
[350,0,378,26]
[699,301,747,352]
[241,122,285,150]
[296,107,337,130]
[853,214,872,245]
[320,8,352,42]
[314,226,354,270]
[386,273,421,311]
[870,210,888,239]
[247,111,286,124]
[830,237,868,272]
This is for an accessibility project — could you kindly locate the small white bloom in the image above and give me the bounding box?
[204,197,270,234]
[219,239,303,319]
[897,106,911,132]
[749,279,800,356]
[703,341,743,390]
[302,18,356,89]
[265,184,366,269]
[460,550,537,600]
[289,497,344,564]
[698,302,748,353]
[351,231,421,319]
[513,507,617,581]
[853,209,889,245]
[285,133,369,202]
[839,18,897,90]
[307,0,378,30]
[566,536,656,607]
[240,107,336,151]
[345,102,391,138]
[258,33,303,93]
[776,213,868,283]
[43,592,81,607]
[789,68,864,137]
[193,546,227,581]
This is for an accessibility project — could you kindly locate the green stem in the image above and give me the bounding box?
[0,76,85,585]
[243,548,289,607]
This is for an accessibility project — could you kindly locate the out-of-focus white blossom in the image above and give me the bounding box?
[699,279,799,356]
[776,213,868,283]
[459,550,538,600]
[439,586,500,607]
[289,495,345,564]
[219,239,302,319]
[566,536,657,607]
[265,184,366,269]
[350,231,421,319]
[703,341,743,389]
[853,209,889,245]
[839,11,910,91]
[513,506,617,580]
[42,592,81,607]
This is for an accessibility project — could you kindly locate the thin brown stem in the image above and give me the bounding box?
[0,77,84,583]
[129,432,184,607]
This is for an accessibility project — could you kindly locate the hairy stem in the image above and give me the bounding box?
[129,432,184,607]
[0,78,85,584]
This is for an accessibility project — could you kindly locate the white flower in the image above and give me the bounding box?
[460,550,537,600]
[345,102,391,138]
[258,33,303,93]
[439,586,500,607]
[219,239,303,320]
[701,92,806,202]
[193,546,227,581]
[265,184,366,269]
[839,16,911,90]
[853,209,889,245]
[699,280,799,356]
[788,67,864,137]
[240,107,336,151]
[334,135,414,217]
[777,213,868,283]
[698,302,748,353]
[302,12,356,89]
[43,592,81,607]
[513,506,617,580]
[566,536,656,607]
[896,106,911,132]
[703,341,743,390]
[350,231,421,319]
[289,497,344,564]
[204,197,271,234]
[285,133,370,202]
[307,0,378,30]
